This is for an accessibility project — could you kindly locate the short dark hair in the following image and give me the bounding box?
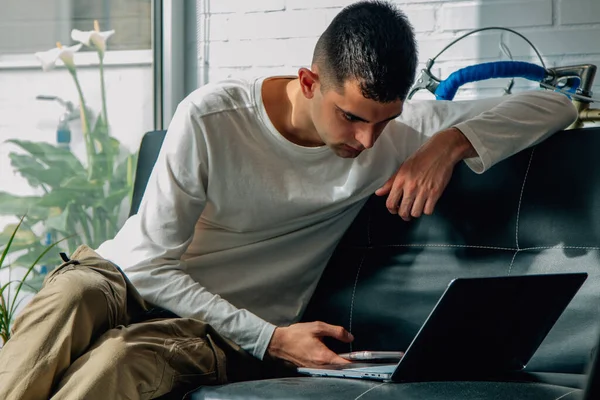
[312,0,418,102]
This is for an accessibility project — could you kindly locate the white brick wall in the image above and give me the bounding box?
[560,0,600,25]
[440,1,553,31]
[198,0,600,100]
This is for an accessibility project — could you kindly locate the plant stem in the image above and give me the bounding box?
[107,212,119,234]
[75,207,93,245]
[99,57,109,130]
[92,208,101,248]
[95,208,104,247]
[70,70,95,180]
[7,263,11,313]
[65,205,79,253]
[1,285,8,343]
[102,209,108,244]
[67,237,77,254]
[127,155,134,203]
[98,56,113,181]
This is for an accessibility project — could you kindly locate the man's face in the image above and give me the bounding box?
[311,79,403,158]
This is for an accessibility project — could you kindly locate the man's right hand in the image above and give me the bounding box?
[267,321,354,367]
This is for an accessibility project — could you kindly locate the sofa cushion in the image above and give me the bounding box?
[190,378,581,400]
[302,127,600,376]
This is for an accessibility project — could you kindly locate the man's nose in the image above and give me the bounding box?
[355,127,376,149]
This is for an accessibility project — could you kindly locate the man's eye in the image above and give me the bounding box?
[343,113,359,122]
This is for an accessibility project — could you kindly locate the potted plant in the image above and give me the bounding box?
[0,21,137,258]
[0,216,65,345]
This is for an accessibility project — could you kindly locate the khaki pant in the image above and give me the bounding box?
[0,245,293,400]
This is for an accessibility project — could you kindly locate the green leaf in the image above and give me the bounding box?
[0,215,24,269]
[0,224,37,248]
[0,242,35,258]
[0,226,62,271]
[108,137,121,156]
[61,175,102,192]
[13,247,63,272]
[44,208,72,234]
[94,187,130,212]
[9,153,62,188]
[7,140,85,175]
[92,114,109,139]
[35,190,76,209]
[111,153,135,189]
[56,177,103,209]
[0,192,49,220]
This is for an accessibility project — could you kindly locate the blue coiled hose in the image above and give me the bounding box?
[434,61,547,101]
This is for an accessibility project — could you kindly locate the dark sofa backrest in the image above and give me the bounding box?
[303,127,600,375]
[129,130,167,217]
[132,127,600,375]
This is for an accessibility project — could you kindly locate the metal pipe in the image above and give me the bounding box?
[567,101,600,130]
[185,0,198,93]
[580,108,600,123]
[547,64,597,97]
[197,0,210,87]
[152,0,164,131]
[162,0,186,128]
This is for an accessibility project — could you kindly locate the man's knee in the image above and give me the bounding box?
[9,265,119,338]
[37,264,125,327]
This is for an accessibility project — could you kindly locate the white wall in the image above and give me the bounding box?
[197,0,600,100]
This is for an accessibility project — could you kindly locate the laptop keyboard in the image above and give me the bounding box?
[345,365,396,373]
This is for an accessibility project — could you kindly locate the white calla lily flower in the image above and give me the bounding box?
[34,42,82,72]
[71,20,114,58]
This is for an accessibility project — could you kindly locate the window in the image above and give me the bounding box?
[0,0,154,289]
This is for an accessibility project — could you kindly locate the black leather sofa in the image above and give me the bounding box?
[131,126,600,399]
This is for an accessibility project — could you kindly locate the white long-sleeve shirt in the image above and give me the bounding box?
[96,77,577,359]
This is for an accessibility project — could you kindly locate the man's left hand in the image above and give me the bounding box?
[375,127,476,221]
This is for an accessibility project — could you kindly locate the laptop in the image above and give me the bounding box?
[298,273,588,383]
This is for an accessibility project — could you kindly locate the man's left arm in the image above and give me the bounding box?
[376,91,578,220]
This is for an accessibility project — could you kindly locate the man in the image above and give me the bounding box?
[0,1,577,399]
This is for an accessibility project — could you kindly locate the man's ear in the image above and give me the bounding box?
[298,67,320,99]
